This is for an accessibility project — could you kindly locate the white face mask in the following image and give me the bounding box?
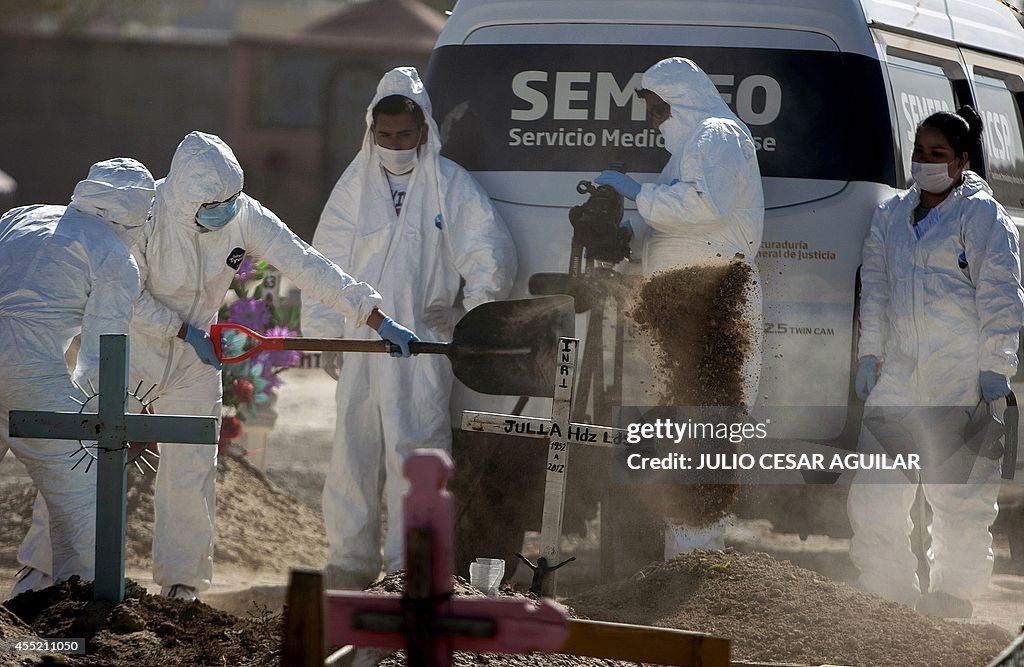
[911,160,958,194]
[376,145,418,175]
[657,114,687,153]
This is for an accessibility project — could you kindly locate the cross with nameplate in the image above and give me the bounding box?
[9,334,218,603]
[461,337,626,596]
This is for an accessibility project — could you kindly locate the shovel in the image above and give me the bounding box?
[210,295,574,397]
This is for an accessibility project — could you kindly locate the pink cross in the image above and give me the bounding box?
[325,449,570,667]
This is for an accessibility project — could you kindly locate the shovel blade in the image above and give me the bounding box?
[450,296,574,397]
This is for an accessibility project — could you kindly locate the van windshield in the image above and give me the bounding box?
[426,44,895,186]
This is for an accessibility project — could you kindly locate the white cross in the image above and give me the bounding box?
[9,334,218,603]
[461,337,626,596]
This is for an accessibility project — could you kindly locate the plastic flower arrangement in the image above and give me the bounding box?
[218,257,302,450]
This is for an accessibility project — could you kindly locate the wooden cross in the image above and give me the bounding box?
[461,337,627,596]
[281,447,731,667]
[9,334,218,603]
[323,449,570,667]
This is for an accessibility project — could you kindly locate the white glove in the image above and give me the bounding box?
[321,352,341,381]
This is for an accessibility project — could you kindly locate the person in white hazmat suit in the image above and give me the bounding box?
[848,106,1024,617]
[1,158,155,596]
[302,67,517,589]
[592,57,764,559]
[13,131,418,601]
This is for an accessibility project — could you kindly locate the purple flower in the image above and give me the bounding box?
[228,297,272,332]
[263,326,302,368]
[235,257,258,281]
[259,356,285,392]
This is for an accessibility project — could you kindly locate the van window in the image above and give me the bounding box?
[973,74,1024,210]
[886,56,957,180]
[426,43,895,187]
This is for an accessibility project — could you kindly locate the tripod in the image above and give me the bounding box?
[529,178,640,580]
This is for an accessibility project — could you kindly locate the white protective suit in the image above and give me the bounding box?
[16,132,383,594]
[847,171,1024,605]
[636,57,764,408]
[302,67,516,586]
[0,158,153,592]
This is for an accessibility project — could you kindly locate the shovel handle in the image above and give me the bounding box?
[210,323,451,364]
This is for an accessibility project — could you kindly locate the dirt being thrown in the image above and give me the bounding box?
[568,549,1013,667]
[630,261,754,407]
[627,262,756,526]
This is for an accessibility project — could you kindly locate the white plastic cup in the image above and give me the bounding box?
[468,559,504,596]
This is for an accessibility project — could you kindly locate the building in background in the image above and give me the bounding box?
[231,0,443,240]
[0,0,443,241]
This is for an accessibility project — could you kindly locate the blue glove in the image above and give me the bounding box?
[980,370,1010,402]
[184,325,223,370]
[594,170,641,200]
[376,317,419,358]
[855,355,878,400]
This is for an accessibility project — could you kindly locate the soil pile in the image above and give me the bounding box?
[4,576,280,666]
[1,454,327,573]
[629,261,754,407]
[0,604,56,667]
[567,549,1013,667]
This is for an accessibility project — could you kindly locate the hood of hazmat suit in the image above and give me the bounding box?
[635,57,764,273]
[0,157,153,387]
[858,171,1024,406]
[301,67,516,585]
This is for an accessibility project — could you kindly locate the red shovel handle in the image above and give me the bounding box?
[211,323,285,364]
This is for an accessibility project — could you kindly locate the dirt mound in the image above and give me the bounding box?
[567,549,1013,667]
[4,576,279,666]
[0,604,55,666]
[1,454,326,573]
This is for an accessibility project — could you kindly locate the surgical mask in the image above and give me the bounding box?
[376,145,419,175]
[195,193,240,230]
[911,161,957,194]
[657,114,687,153]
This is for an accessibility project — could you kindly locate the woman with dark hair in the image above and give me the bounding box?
[847,106,1024,617]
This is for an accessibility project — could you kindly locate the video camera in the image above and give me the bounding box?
[529,165,634,313]
[568,169,633,272]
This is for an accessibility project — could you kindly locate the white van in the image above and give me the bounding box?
[426,0,1024,446]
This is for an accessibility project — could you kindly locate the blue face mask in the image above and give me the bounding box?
[195,193,240,230]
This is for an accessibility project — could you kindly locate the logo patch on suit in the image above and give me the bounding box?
[226,247,246,270]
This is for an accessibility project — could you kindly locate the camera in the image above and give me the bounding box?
[568,170,632,269]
